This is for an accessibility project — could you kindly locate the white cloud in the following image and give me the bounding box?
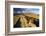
[21,8,39,14]
[14,8,39,14]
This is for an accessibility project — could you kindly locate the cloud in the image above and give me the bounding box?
[14,8,39,14]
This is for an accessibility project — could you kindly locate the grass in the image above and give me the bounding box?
[13,13,39,27]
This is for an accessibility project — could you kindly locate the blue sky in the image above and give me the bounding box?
[13,8,39,14]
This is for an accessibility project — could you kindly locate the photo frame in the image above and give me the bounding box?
[5,1,45,35]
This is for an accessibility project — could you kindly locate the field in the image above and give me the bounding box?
[13,13,39,28]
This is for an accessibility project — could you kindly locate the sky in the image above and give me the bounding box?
[13,8,40,14]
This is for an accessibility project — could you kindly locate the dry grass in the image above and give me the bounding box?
[13,13,39,27]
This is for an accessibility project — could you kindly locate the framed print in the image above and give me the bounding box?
[5,1,45,36]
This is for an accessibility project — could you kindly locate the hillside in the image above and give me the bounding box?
[13,13,39,28]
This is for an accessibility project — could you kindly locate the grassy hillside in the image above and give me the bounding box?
[13,13,39,27]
